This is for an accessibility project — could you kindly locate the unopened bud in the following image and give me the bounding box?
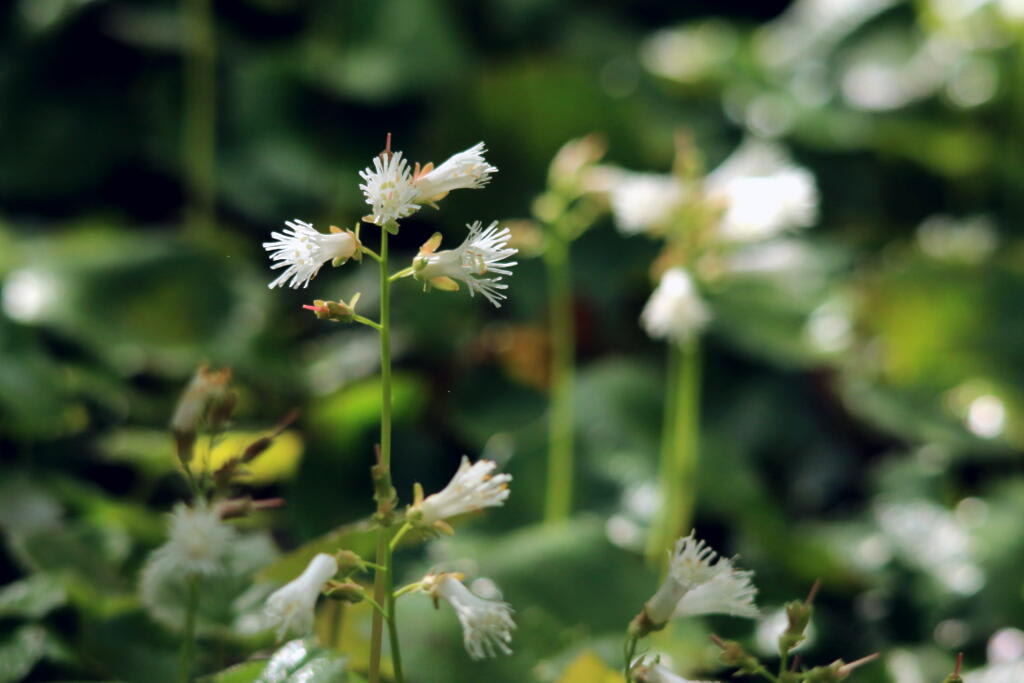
[548,134,607,193]
[711,634,761,676]
[170,364,233,465]
[333,549,368,575]
[303,294,360,324]
[323,580,365,603]
[780,599,812,653]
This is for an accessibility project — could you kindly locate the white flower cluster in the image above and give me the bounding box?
[423,573,516,660]
[148,501,235,577]
[264,553,338,641]
[262,142,517,306]
[643,531,759,628]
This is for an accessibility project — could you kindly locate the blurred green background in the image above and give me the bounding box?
[2,0,1024,680]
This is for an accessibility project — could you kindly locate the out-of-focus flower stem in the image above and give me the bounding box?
[178,575,199,683]
[647,338,701,566]
[543,231,575,523]
[182,0,216,239]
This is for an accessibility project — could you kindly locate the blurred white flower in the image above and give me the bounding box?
[633,658,713,683]
[264,553,338,641]
[589,167,688,234]
[424,573,515,660]
[359,151,420,226]
[263,219,360,289]
[705,139,818,242]
[641,268,710,344]
[644,531,758,627]
[413,221,519,308]
[149,501,235,577]
[413,456,512,525]
[413,142,497,204]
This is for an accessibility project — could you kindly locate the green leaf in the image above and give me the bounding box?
[202,639,348,683]
[0,572,66,619]
[0,625,48,683]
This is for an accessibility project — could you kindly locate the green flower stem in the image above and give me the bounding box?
[182,0,215,239]
[647,337,702,565]
[354,314,382,331]
[386,550,405,683]
[392,581,424,599]
[543,232,575,523]
[388,521,413,552]
[389,266,415,282]
[623,633,639,681]
[178,575,199,683]
[368,228,396,683]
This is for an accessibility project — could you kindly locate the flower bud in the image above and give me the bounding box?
[711,635,761,676]
[303,293,361,323]
[323,579,365,603]
[170,365,234,466]
[780,598,812,653]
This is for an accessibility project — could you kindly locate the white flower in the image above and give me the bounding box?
[264,553,338,641]
[413,142,498,204]
[644,532,758,627]
[413,221,518,308]
[641,268,710,344]
[263,219,360,289]
[149,501,235,577]
[705,139,818,243]
[633,658,713,683]
[359,151,420,226]
[413,456,511,525]
[590,167,688,235]
[424,573,515,660]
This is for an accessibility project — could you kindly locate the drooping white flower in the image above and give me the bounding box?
[413,456,511,525]
[632,658,713,683]
[641,268,710,344]
[413,143,498,204]
[359,151,420,226]
[412,221,518,308]
[589,167,688,235]
[424,573,515,660]
[705,139,818,243]
[148,501,235,577]
[263,219,360,289]
[264,553,338,641]
[644,531,758,627]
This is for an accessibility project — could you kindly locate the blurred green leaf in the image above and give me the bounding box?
[0,572,66,619]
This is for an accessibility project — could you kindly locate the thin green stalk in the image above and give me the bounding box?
[623,634,639,681]
[368,230,394,683]
[178,575,199,683]
[647,338,702,566]
[182,0,215,239]
[386,548,405,683]
[543,234,575,523]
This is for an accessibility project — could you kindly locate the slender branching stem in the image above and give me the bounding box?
[368,228,396,683]
[388,521,413,552]
[543,232,575,523]
[354,315,383,331]
[389,266,415,282]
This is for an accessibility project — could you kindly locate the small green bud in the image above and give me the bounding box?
[323,580,365,603]
[779,598,813,653]
[711,635,761,676]
[303,295,361,323]
[333,549,368,575]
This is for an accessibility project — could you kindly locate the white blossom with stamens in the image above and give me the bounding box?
[359,151,420,226]
[424,573,515,660]
[264,553,338,641]
[414,143,498,204]
[413,221,518,308]
[641,268,710,344]
[413,456,511,524]
[149,501,235,577]
[644,531,758,627]
[263,219,359,289]
[705,139,818,243]
[588,167,688,235]
[633,658,713,683]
